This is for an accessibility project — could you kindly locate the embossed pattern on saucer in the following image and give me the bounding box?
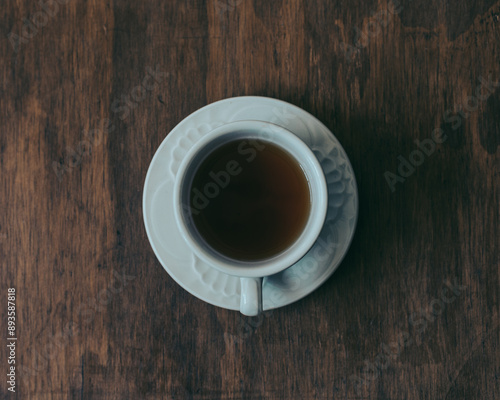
[143,97,358,311]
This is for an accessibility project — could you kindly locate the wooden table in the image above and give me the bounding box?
[1,0,499,399]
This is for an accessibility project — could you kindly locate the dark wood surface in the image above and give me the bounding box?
[1,0,499,399]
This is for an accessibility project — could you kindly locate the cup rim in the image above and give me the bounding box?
[173,120,328,278]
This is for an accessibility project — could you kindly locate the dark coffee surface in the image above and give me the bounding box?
[189,139,311,260]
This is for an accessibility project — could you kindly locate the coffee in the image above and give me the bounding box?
[188,138,311,261]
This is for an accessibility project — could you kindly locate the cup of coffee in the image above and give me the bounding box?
[173,120,328,315]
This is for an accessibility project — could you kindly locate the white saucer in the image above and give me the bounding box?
[143,96,358,311]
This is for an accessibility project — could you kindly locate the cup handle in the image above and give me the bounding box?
[239,277,262,316]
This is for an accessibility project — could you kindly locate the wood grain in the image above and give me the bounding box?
[1,0,499,399]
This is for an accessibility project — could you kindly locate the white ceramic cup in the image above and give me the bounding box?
[173,120,328,316]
